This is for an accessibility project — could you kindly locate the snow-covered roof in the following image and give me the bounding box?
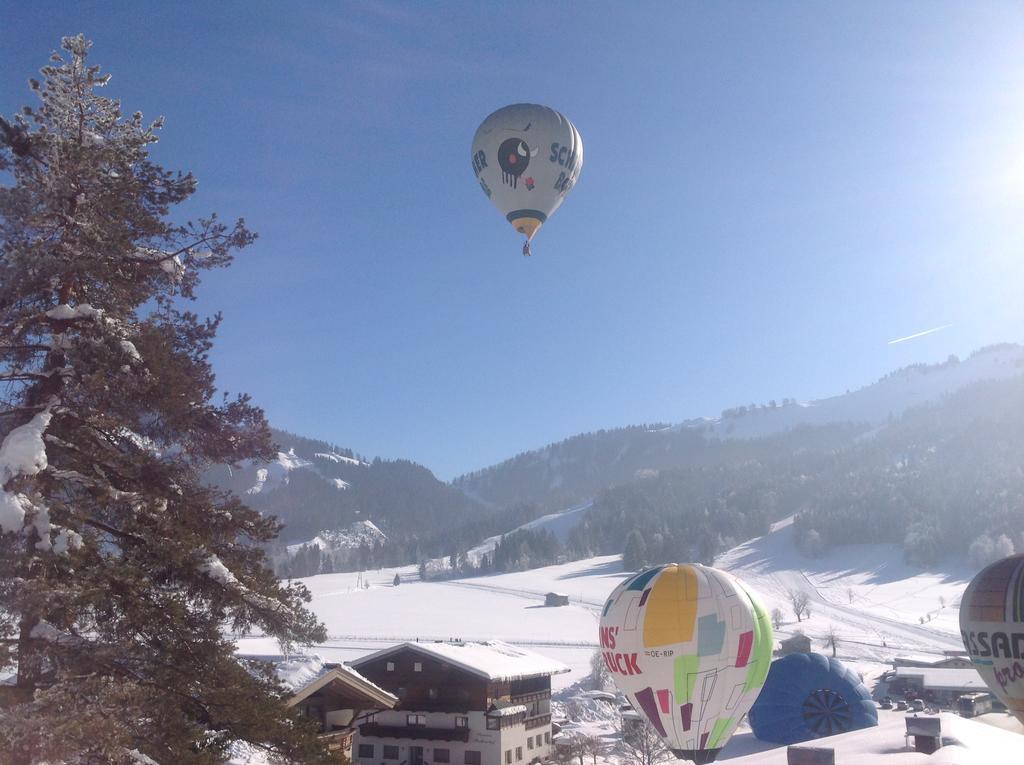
[241,654,397,707]
[487,704,528,717]
[350,640,570,682]
[894,666,987,691]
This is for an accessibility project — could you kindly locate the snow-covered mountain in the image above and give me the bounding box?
[454,344,1024,511]
[697,343,1024,440]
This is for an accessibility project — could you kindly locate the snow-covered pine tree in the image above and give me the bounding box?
[0,36,332,765]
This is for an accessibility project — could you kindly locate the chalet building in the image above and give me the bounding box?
[892,653,973,670]
[889,666,987,706]
[259,655,398,760]
[350,640,569,765]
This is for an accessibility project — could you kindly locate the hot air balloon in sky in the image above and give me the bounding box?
[747,653,877,745]
[471,103,582,256]
[599,563,774,764]
[960,553,1024,724]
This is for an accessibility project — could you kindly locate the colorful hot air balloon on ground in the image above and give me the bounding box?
[960,553,1024,724]
[471,103,582,256]
[747,653,877,745]
[599,563,774,764]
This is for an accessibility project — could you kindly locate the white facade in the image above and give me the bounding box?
[353,708,553,765]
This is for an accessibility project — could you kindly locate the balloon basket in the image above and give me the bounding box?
[671,748,721,764]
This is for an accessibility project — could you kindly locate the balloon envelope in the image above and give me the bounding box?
[599,563,773,764]
[960,553,1024,724]
[471,103,582,248]
[747,653,877,745]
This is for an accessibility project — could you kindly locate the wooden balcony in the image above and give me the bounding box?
[525,714,551,730]
[358,722,470,743]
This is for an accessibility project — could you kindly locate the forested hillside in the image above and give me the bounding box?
[208,429,492,564]
[537,374,1024,572]
[215,347,1024,578]
[454,345,1024,512]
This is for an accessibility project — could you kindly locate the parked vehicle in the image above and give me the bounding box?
[957,692,993,718]
[896,700,908,711]
[911,699,925,712]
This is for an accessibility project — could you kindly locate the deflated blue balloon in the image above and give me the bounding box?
[748,653,878,745]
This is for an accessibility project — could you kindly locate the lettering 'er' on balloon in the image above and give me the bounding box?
[960,553,1024,724]
[471,103,582,256]
[599,563,774,764]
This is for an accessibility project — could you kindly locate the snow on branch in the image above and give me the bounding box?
[199,554,239,586]
[127,749,160,765]
[0,407,53,482]
[198,552,288,615]
[0,491,30,534]
[45,303,104,322]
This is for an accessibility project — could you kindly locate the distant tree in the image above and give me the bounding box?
[393,572,401,587]
[968,534,996,568]
[620,719,672,765]
[823,624,839,657]
[579,732,606,765]
[623,530,648,571]
[624,529,648,568]
[771,607,785,630]
[801,528,824,558]
[787,589,811,622]
[589,649,611,691]
[847,587,855,604]
[994,533,1016,560]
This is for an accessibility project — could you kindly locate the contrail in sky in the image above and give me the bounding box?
[887,324,953,345]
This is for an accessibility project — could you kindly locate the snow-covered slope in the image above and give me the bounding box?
[464,501,594,562]
[238,523,1024,761]
[244,521,972,689]
[245,449,314,495]
[245,448,367,495]
[285,520,386,555]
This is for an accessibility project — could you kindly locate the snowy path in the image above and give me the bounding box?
[716,517,968,663]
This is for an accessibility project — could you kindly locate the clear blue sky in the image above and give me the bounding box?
[3,2,1023,480]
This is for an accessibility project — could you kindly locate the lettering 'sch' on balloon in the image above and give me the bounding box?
[599,563,774,764]
[471,103,582,256]
[960,553,1024,724]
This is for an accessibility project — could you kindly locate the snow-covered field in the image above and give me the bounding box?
[237,518,1024,760]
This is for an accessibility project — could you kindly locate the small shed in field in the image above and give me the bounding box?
[545,592,570,607]
[776,633,812,656]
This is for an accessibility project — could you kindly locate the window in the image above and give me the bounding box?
[544,733,550,744]
[464,752,481,765]
[516,746,523,761]
[358,743,374,758]
[414,661,423,672]
[487,716,500,731]
[527,737,533,750]
[505,750,512,764]
[383,745,400,759]
[386,661,395,671]
[455,716,468,728]
[434,749,450,763]
[407,713,427,726]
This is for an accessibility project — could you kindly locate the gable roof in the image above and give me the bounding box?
[243,654,398,708]
[350,640,570,682]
